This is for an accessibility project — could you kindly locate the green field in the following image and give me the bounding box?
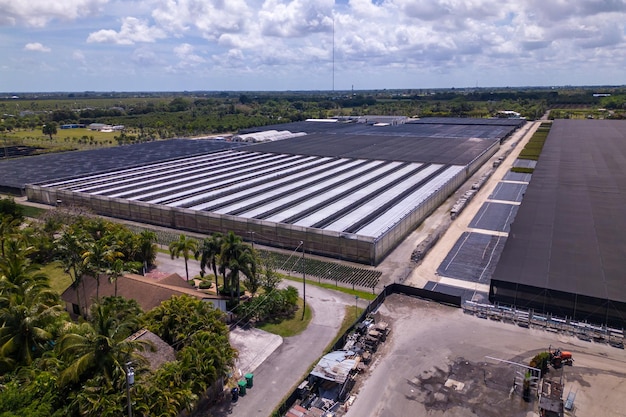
[257,297,313,337]
[4,127,123,152]
[40,261,73,295]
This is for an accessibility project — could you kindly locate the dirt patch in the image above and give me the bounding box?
[407,358,535,417]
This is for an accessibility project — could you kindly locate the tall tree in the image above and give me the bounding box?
[168,234,198,281]
[137,230,158,274]
[42,122,57,140]
[0,215,21,258]
[0,246,63,369]
[57,301,149,388]
[56,230,89,318]
[195,232,222,292]
[82,238,123,300]
[219,232,256,303]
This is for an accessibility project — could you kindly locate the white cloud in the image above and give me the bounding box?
[259,0,333,38]
[24,42,51,52]
[87,17,167,44]
[0,0,109,27]
[174,43,205,64]
[151,0,252,39]
[4,0,626,90]
[72,50,86,62]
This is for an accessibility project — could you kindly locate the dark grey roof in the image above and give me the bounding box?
[0,139,248,190]
[240,117,522,140]
[127,329,176,372]
[492,120,626,304]
[248,133,498,165]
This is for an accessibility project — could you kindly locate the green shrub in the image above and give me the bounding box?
[199,280,213,289]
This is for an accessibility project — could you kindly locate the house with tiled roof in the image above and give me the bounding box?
[61,272,227,317]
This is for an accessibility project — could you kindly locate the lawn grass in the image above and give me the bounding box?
[257,297,313,337]
[40,261,73,295]
[283,275,377,301]
[17,203,45,218]
[333,305,365,345]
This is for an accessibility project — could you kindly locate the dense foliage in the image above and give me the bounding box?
[0,211,235,416]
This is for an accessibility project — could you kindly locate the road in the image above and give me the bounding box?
[153,252,367,417]
[214,280,365,417]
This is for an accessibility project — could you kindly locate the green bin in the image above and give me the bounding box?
[238,380,247,396]
[245,373,254,388]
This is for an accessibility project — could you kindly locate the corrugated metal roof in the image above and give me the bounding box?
[310,350,357,384]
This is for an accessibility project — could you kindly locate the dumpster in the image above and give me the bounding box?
[238,380,247,396]
[245,373,254,388]
[231,387,239,403]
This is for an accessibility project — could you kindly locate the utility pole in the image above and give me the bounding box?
[301,241,306,320]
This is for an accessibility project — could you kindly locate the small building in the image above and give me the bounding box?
[126,329,176,372]
[61,272,228,317]
[88,123,107,130]
[497,110,523,119]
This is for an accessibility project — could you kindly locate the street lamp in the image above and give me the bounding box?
[125,362,134,417]
[355,295,359,321]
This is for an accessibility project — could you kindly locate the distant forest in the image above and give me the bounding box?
[2,86,626,146]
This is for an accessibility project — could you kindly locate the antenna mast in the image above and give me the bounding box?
[332,12,335,92]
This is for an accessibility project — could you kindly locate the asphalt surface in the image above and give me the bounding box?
[153,252,368,417]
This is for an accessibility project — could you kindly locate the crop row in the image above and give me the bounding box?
[517,122,551,161]
[259,251,381,289]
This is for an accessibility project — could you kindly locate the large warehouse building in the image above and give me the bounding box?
[25,117,523,265]
[490,120,626,327]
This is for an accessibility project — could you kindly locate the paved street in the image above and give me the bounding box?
[153,252,367,417]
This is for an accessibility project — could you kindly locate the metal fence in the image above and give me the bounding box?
[463,301,625,348]
[273,284,462,416]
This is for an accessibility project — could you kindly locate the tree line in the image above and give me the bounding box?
[5,87,626,144]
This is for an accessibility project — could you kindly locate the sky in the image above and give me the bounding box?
[2,0,626,92]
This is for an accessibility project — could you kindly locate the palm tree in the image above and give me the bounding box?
[0,215,21,258]
[56,230,89,317]
[168,234,198,281]
[195,232,222,292]
[137,230,158,274]
[58,301,150,388]
[219,232,256,303]
[0,248,63,368]
[0,242,50,296]
[0,288,63,368]
[82,238,124,299]
[106,258,129,297]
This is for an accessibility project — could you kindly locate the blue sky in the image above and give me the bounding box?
[2,0,626,92]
